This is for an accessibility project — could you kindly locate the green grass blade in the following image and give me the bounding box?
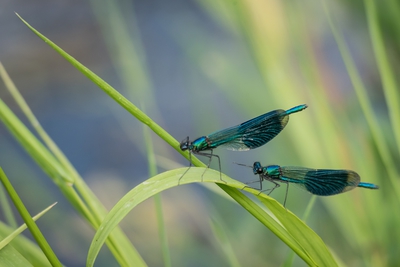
[0,62,76,184]
[15,13,335,267]
[364,0,400,155]
[86,169,245,267]
[0,168,62,267]
[282,196,317,267]
[221,186,317,267]
[15,13,197,166]
[0,245,34,267]
[0,98,93,217]
[0,221,52,267]
[143,127,171,267]
[0,203,57,250]
[0,97,71,184]
[89,0,153,97]
[0,181,17,229]
[0,63,146,266]
[321,0,400,200]
[259,197,336,267]
[87,168,331,266]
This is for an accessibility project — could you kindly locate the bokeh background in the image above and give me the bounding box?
[0,0,399,266]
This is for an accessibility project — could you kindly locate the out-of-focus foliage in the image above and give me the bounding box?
[0,0,398,266]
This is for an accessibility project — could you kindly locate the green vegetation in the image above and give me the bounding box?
[0,1,398,266]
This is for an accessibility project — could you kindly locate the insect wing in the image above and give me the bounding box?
[279,167,361,196]
[208,109,289,151]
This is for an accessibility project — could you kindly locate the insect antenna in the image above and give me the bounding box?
[233,162,252,168]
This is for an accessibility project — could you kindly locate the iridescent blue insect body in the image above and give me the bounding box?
[179,104,308,183]
[245,162,379,206]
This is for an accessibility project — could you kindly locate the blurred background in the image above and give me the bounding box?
[0,0,399,266]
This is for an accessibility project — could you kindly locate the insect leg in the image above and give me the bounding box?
[178,151,192,185]
[193,150,226,183]
[283,183,289,208]
[258,181,280,196]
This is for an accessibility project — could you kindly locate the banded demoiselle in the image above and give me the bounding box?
[238,162,379,206]
[179,104,307,183]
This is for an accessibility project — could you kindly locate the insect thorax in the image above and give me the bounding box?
[191,136,210,152]
[265,165,281,178]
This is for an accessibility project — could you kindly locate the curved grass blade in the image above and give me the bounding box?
[87,168,247,266]
[219,185,312,263]
[87,168,335,267]
[283,196,317,267]
[258,197,337,267]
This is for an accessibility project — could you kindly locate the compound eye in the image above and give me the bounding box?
[180,137,190,151]
[180,143,188,151]
[253,167,263,175]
